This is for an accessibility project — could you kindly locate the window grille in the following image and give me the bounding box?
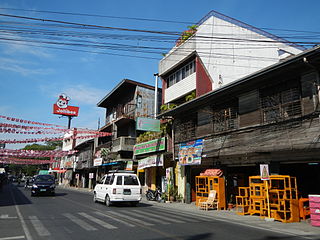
[212,107,238,133]
[260,87,301,123]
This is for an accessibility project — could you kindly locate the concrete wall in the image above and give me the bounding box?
[159,15,303,103]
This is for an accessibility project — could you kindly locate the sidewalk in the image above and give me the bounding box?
[58,185,320,239]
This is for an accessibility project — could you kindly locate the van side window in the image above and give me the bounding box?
[116,176,123,185]
[104,175,115,185]
[124,176,139,185]
[100,176,106,184]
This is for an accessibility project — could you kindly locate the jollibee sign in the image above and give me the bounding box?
[53,94,79,117]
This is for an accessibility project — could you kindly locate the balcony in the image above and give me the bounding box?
[106,102,136,125]
[112,137,136,152]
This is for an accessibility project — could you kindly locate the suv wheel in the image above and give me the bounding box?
[105,195,111,207]
[93,193,97,203]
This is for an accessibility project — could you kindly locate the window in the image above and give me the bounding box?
[166,60,196,87]
[124,175,139,185]
[136,95,142,108]
[260,87,301,124]
[213,106,238,133]
[104,175,115,185]
[116,176,123,185]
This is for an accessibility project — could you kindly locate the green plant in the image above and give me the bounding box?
[160,103,177,113]
[185,90,196,102]
[176,25,198,46]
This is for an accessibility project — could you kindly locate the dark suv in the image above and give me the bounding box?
[31,175,55,196]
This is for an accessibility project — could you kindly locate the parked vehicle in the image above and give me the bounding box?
[146,188,162,202]
[93,171,142,207]
[31,175,55,196]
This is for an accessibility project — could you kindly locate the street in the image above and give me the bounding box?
[0,183,315,240]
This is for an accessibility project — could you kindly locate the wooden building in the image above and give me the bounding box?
[159,46,320,203]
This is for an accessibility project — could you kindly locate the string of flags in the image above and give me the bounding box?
[0,115,112,165]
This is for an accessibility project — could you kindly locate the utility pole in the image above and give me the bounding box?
[154,73,159,119]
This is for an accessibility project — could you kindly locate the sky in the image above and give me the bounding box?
[0,0,320,149]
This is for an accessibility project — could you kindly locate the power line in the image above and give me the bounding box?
[1,7,319,36]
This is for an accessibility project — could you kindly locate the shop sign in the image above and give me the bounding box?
[260,164,270,180]
[93,158,102,166]
[133,137,166,155]
[89,173,94,179]
[136,117,160,132]
[125,161,133,171]
[178,139,203,165]
[53,94,79,117]
[138,154,163,170]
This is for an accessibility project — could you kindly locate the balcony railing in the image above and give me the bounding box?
[112,137,136,152]
[106,102,136,125]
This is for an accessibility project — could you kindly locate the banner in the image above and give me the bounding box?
[133,137,166,155]
[138,154,163,170]
[178,139,203,165]
[260,164,270,180]
[136,117,160,132]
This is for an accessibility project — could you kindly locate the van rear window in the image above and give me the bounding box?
[124,176,139,185]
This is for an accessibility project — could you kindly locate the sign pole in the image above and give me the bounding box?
[68,116,72,129]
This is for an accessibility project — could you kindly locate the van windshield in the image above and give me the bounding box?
[124,175,139,185]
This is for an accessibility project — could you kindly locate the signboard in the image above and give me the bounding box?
[53,93,79,117]
[89,173,94,179]
[125,161,133,171]
[93,158,102,167]
[260,164,270,180]
[178,139,203,165]
[133,137,166,155]
[138,154,164,170]
[136,117,160,132]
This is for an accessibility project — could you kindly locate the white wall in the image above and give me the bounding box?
[159,15,303,103]
[164,73,196,103]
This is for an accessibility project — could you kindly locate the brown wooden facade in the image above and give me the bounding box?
[160,46,320,200]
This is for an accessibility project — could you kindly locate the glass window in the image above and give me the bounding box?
[116,176,123,185]
[136,95,142,108]
[176,70,181,82]
[181,67,186,79]
[124,175,139,185]
[185,64,190,76]
[104,175,115,185]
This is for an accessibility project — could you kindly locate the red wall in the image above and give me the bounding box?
[161,77,167,104]
[196,57,212,97]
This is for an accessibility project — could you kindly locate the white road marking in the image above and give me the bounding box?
[105,211,154,226]
[123,210,170,224]
[78,212,117,229]
[28,216,50,237]
[63,213,97,231]
[10,188,32,240]
[0,236,25,240]
[94,211,135,227]
[130,209,186,223]
[0,214,17,219]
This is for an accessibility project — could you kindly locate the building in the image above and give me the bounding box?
[95,79,161,180]
[159,45,320,203]
[159,10,304,107]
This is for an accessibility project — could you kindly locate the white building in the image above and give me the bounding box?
[159,10,304,105]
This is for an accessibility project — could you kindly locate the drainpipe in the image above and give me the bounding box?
[154,73,159,119]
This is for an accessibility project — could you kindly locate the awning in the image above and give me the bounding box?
[102,161,121,166]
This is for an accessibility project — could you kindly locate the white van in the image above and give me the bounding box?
[93,171,142,207]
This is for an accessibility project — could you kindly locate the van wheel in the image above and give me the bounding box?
[93,193,97,203]
[105,195,111,207]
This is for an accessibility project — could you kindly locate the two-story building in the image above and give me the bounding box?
[95,79,161,178]
[159,45,320,204]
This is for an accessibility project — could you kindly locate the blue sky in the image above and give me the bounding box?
[0,0,320,149]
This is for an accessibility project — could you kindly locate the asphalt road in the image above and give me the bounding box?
[0,183,313,240]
